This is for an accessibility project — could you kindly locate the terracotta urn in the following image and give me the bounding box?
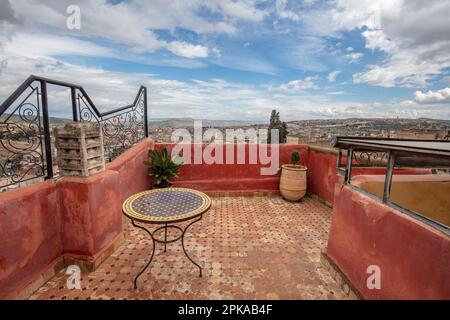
[279,164,307,201]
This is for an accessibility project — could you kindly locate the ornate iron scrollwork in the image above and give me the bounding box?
[0,85,45,189]
[78,89,146,161]
[1,75,148,191]
[353,150,388,166]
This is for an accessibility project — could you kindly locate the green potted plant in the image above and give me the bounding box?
[144,148,182,188]
[291,150,300,165]
[279,150,307,201]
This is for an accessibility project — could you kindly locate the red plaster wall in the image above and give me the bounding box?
[58,170,122,255]
[306,150,339,203]
[58,138,154,256]
[327,186,450,299]
[107,138,154,201]
[0,138,154,299]
[0,181,62,299]
[155,143,308,192]
[154,143,429,200]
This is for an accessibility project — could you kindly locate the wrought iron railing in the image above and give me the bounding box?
[0,75,148,190]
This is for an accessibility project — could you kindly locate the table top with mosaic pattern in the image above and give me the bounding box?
[122,188,211,223]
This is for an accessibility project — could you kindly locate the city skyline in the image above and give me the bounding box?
[1,0,450,121]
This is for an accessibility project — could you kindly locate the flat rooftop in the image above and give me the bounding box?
[29,196,349,300]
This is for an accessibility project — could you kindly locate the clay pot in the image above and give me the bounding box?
[152,182,173,189]
[279,164,307,201]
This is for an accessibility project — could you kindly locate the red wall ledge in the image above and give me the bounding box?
[327,184,450,299]
[0,138,154,299]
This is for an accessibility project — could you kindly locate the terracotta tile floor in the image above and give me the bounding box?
[30,195,348,300]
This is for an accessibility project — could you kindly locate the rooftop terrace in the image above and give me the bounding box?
[29,195,350,300]
[0,78,449,300]
[1,138,447,300]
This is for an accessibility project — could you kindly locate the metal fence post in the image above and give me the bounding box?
[337,148,342,168]
[143,87,149,138]
[344,145,353,184]
[71,87,79,121]
[40,80,54,179]
[383,150,395,203]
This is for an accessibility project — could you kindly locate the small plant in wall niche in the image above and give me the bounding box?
[144,148,182,188]
[279,150,308,201]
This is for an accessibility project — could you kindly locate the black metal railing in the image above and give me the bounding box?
[0,75,148,190]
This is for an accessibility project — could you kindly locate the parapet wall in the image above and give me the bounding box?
[154,143,427,204]
[0,138,154,299]
[155,143,310,194]
[0,180,62,299]
[155,143,340,202]
[327,182,450,299]
[306,146,340,204]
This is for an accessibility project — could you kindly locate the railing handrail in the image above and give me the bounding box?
[0,75,146,118]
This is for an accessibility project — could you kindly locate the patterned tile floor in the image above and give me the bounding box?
[30,195,348,300]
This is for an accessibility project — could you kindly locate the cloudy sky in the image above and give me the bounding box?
[0,0,449,121]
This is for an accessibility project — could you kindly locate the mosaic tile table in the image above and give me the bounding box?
[122,188,211,288]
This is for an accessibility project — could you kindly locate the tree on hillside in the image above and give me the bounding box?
[267,109,288,144]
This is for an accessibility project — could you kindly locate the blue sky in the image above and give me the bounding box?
[1,0,449,120]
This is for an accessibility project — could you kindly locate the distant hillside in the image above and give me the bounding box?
[1,113,72,125]
[2,115,263,127]
[148,118,264,128]
[287,117,450,127]
[49,116,72,124]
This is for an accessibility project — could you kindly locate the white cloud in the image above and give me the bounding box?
[1,0,450,121]
[327,91,345,95]
[327,70,341,82]
[0,30,208,72]
[362,30,396,53]
[414,88,450,104]
[2,50,449,121]
[211,0,267,22]
[275,0,300,22]
[166,41,208,59]
[274,76,320,91]
[6,0,270,59]
[332,0,450,88]
[346,52,363,63]
[2,33,114,59]
[331,0,403,31]
[0,56,154,115]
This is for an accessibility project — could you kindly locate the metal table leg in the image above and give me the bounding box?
[164,222,168,253]
[131,214,204,288]
[181,214,203,277]
[131,220,156,289]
